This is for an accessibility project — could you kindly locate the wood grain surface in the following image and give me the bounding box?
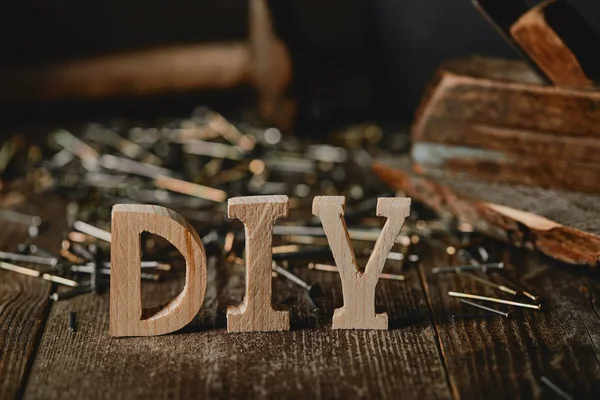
[22,248,451,399]
[0,194,66,399]
[2,197,599,398]
[418,242,600,398]
[373,157,600,267]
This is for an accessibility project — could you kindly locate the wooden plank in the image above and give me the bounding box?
[418,242,600,398]
[23,250,452,398]
[0,195,66,399]
[412,141,600,194]
[372,157,600,267]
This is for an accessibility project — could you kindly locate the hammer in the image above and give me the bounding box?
[0,0,294,127]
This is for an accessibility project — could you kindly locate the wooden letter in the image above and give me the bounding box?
[110,204,207,337]
[313,196,410,329]
[227,195,290,332]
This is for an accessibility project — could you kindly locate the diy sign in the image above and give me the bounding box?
[110,195,410,337]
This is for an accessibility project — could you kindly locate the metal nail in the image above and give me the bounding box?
[540,376,573,400]
[0,251,58,267]
[60,248,86,265]
[42,274,79,287]
[494,274,540,302]
[69,311,77,332]
[452,313,499,319]
[308,263,405,281]
[0,260,41,277]
[53,130,100,171]
[272,262,320,296]
[272,226,411,244]
[25,245,59,259]
[448,291,541,310]
[459,299,509,318]
[50,285,92,301]
[271,246,332,261]
[0,210,42,237]
[70,265,162,281]
[457,271,518,296]
[477,246,489,262]
[223,232,235,254]
[432,262,504,274]
[69,243,94,261]
[73,261,168,273]
[99,154,173,178]
[182,140,244,160]
[272,245,301,254]
[154,175,227,202]
[73,221,111,242]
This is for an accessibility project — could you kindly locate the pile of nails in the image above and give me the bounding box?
[0,107,422,303]
[0,106,538,314]
[424,231,542,320]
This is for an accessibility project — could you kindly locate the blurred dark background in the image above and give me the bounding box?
[0,0,599,131]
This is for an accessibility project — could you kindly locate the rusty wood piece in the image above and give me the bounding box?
[372,157,600,267]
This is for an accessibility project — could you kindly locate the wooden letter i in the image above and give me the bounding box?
[227,195,290,332]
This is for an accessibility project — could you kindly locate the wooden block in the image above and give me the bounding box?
[313,196,410,330]
[372,156,600,268]
[510,0,600,88]
[227,195,290,332]
[110,204,207,337]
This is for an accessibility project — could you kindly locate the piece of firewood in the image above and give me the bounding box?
[110,204,207,337]
[313,196,410,329]
[510,0,600,88]
[372,157,600,268]
[412,56,600,194]
[227,195,290,332]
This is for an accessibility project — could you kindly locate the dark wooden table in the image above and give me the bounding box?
[1,197,600,399]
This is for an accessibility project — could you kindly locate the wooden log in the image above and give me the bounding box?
[110,204,207,337]
[510,0,600,88]
[312,196,410,330]
[372,156,600,268]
